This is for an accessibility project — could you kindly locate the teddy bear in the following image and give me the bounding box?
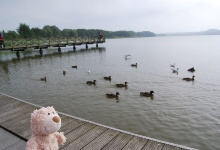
[26,106,67,150]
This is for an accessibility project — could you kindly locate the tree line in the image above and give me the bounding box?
[3,23,156,39]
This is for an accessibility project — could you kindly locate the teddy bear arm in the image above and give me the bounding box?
[54,132,67,145]
[26,138,38,150]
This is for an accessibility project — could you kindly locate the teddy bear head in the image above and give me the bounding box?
[31,106,61,136]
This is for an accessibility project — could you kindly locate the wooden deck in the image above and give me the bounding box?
[0,36,105,51]
[0,92,196,150]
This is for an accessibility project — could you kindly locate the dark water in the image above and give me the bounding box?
[1,36,220,150]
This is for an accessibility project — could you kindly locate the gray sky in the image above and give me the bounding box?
[1,0,220,34]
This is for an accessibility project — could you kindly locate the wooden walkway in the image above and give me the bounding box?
[0,36,105,51]
[0,92,196,150]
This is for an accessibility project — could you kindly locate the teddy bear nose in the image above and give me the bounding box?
[53,116,60,123]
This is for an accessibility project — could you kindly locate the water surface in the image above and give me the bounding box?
[0,36,220,150]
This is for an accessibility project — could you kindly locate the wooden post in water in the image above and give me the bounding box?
[86,44,88,49]
[39,48,43,56]
[58,47,61,54]
[96,43,98,48]
[16,51,20,59]
[73,44,76,51]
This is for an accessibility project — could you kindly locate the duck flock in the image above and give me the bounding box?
[40,55,196,101]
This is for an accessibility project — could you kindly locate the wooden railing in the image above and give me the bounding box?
[0,36,105,51]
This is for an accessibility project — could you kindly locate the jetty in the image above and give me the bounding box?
[0,92,196,150]
[0,36,105,59]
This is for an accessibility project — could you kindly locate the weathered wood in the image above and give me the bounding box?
[60,122,96,149]
[142,140,164,150]
[162,144,181,150]
[0,36,105,51]
[81,128,120,150]
[62,125,107,150]
[102,132,133,150]
[122,136,148,150]
[0,93,196,150]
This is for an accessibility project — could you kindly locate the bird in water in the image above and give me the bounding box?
[172,68,178,74]
[124,54,131,59]
[188,67,195,72]
[40,77,47,82]
[140,91,154,97]
[170,63,175,67]
[116,82,128,88]
[131,63,137,67]
[72,66,77,69]
[86,80,96,85]
[106,92,120,98]
[103,76,111,81]
[63,70,67,76]
[88,70,91,74]
[182,75,195,81]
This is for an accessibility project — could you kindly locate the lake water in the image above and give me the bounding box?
[0,36,220,150]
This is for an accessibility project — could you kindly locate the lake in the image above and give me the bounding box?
[0,35,220,150]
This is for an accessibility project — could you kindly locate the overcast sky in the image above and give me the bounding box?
[1,0,220,34]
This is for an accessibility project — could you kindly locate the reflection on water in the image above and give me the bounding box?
[1,36,220,150]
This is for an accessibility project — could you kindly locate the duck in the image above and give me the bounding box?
[103,76,111,81]
[131,63,137,67]
[182,75,195,81]
[116,82,128,88]
[86,80,96,85]
[140,91,154,97]
[72,66,77,69]
[40,77,47,82]
[63,70,67,76]
[88,70,91,74]
[106,92,120,98]
[188,67,195,72]
[172,68,178,74]
[124,54,131,59]
[170,63,175,67]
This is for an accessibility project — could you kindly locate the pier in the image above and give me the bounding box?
[0,92,196,150]
[0,36,105,59]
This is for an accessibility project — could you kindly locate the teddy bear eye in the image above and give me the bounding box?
[48,113,50,115]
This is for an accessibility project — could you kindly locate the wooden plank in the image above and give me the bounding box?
[122,136,148,150]
[101,132,133,150]
[0,98,17,108]
[60,119,85,135]
[60,116,75,127]
[80,128,120,150]
[142,140,164,150]
[61,125,107,150]
[60,122,96,149]
[162,144,181,150]
[0,106,35,124]
[0,103,28,118]
[0,101,24,114]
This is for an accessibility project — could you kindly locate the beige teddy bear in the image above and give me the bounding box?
[26,106,66,150]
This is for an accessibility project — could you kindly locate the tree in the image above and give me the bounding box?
[17,23,33,38]
[4,31,19,39]
[31,27,45,38]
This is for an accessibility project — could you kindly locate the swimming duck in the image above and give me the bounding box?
[172,68,178,74]
[124,54,131,59]
[86,80,96,84]
[188,67,195,72]
[40,77,46,82]
[182,76,195,81]
[63,70,67,76]
[72,66,77,69]
[106,92,120,98]
[103,76,111,81]
[140,91,154,97]
[116,82,128,87]
[131,63,137,67]
[170,63,175,67]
